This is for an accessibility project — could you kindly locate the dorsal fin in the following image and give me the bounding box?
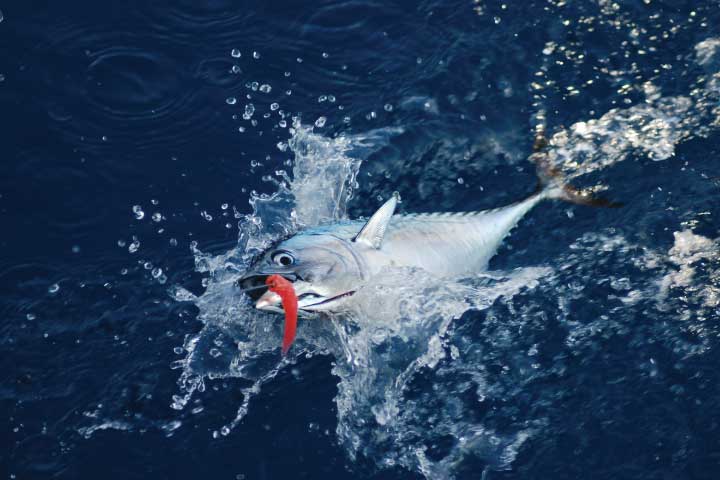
[353,192,399,249]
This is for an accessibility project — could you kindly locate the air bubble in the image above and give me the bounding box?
[152,267,163,279]
[231,49,241,58]
[221,203,228,210]
[152,212,162,222]
[26,313,36,320]
[169,238,178,247]
[252,51,260,59]
[226,97,237,105]
[270,102,279,111]
[48,283,60,294]
[384,103,393,112]
[259,84,271,93]
[314,116,327,128]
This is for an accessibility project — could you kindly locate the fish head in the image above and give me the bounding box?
[238,232,362,315]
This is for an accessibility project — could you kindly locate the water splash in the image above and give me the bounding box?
[165,36,720,480]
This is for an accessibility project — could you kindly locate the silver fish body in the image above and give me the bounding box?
[240,189,551,315]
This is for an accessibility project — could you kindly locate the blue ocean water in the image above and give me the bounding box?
[2,1,720,479]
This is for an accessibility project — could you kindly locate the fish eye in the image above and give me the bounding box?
[272,251,295,266]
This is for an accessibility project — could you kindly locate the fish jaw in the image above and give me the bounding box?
[254,281,355,315]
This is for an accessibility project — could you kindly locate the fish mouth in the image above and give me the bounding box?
[237,273,298,302]
[238,273,354,313]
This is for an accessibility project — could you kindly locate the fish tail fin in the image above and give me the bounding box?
[531,132,623,208]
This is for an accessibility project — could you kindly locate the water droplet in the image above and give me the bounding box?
[120,268,128,275]
[457,177,465,184]
[270,102,279,111]
[314,116,327,128]
[494,16,501,24]
[318,95,327,103]
[322,52,329,58]
[152,267,163,279]
[152,212,162,222]
[384,103,393,112]
[259,84,271,93]
[128,237,140,253]
[169,238,178,247]
[296,57,303,63]
[225,223,232,229]
[252,51,260,59]
[328,95,336,103]
[231,65,241,74]
[279,119,287,128]
[101,135,108,142]
[48,283,60,294]
[26,313,36,321]
[242,103,255,120]
[226,97,237,105]
[231,49,241,58]
[132,205,145,220]
[144,262,153,270]
[238,126,245,133]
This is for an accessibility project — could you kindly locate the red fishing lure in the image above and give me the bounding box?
[266,274,298,355]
